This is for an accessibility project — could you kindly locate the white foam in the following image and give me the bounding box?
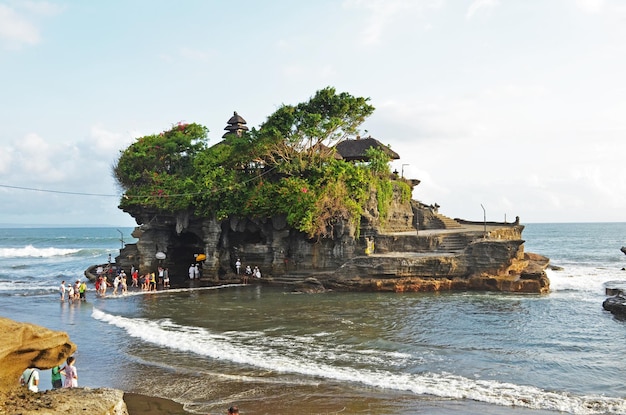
[95,284,245,299]
[0,245,80,258]
[548,266,626,296]
[91,308,626,414]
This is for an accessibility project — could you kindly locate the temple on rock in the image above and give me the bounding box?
[110,111,550,294]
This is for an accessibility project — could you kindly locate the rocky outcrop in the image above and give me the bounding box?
[603,293,626,318]
[117,182,550,294]
[0,317,128,415]
[324,243,549,294]
[0,317,76,392]
[2,387,128,415]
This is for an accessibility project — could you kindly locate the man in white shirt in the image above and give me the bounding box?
[59,281,66,302]
[20,368,39,392]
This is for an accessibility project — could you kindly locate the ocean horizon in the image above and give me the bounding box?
[1,223,626,414]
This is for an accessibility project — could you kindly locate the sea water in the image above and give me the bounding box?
[1,224,626,415]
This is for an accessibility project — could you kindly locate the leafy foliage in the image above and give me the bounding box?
[113,122,208,212]
[113,88,403,238]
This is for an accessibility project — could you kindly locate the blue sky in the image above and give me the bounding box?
[1,0,625,226]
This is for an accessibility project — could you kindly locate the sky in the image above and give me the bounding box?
[1,0,625,226]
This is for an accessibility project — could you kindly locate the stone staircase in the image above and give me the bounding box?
[433,233,467,252]
[424,212,462,230]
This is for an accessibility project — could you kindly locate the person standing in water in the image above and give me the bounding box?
[79,280,87,301]
[59,280,66,302]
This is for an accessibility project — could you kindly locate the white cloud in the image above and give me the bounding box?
[374,97,493,142]
[18,0,64,16]
[576,0,605,14]
[0,145,14,174]
[466,0,500,20]
[0,1,63,49]
[343,0,443,45]
[12,133,66,181]
[0,4,40,48]
[179,46,211,63]
[282,63,337,82]
[90,125,134,154]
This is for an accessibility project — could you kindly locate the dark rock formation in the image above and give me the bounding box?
[621,246,626,255]
[116,182,550,293]
[603,293,626,318]
[293,277,328,294]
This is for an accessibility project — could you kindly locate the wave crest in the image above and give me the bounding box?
[0,245,81,258]
[92,308,626,415]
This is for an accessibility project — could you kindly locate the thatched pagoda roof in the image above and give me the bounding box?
[334,136,400,162]
[222,111,249,138]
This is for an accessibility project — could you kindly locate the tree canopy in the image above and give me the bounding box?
[113,87,409,238]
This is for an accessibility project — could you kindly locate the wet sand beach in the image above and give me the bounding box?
[124,393,189,415]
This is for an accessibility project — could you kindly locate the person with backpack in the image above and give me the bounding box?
[20,368,39,392]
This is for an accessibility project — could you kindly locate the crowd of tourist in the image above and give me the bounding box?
[60,259,263,301]
[91,265,174,296]
[58,280,87,303]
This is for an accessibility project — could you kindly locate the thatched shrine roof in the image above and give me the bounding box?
[335,136,400,162]
[222,111,249,138]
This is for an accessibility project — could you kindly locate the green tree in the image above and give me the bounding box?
[113,87,402,239]
[254,86,375,173]
[113,122,208,212]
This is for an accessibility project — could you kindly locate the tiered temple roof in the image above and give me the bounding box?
[222,111,249,138]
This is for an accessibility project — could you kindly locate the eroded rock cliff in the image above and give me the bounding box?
[0,317,76,392]
[0,317,128,415]
[117,182,550,293]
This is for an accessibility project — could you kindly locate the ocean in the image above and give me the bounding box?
[1,223,626,415]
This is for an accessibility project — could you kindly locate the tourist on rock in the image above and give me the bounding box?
[142,273,149,290]
[131,269,139,287]
[188,263,195,279]
[235,258,241,275]
[20,367,39,392]
[150,272,157,291]
[51,365,62,389]
[163,268,170,288]
[158,266,164,285]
